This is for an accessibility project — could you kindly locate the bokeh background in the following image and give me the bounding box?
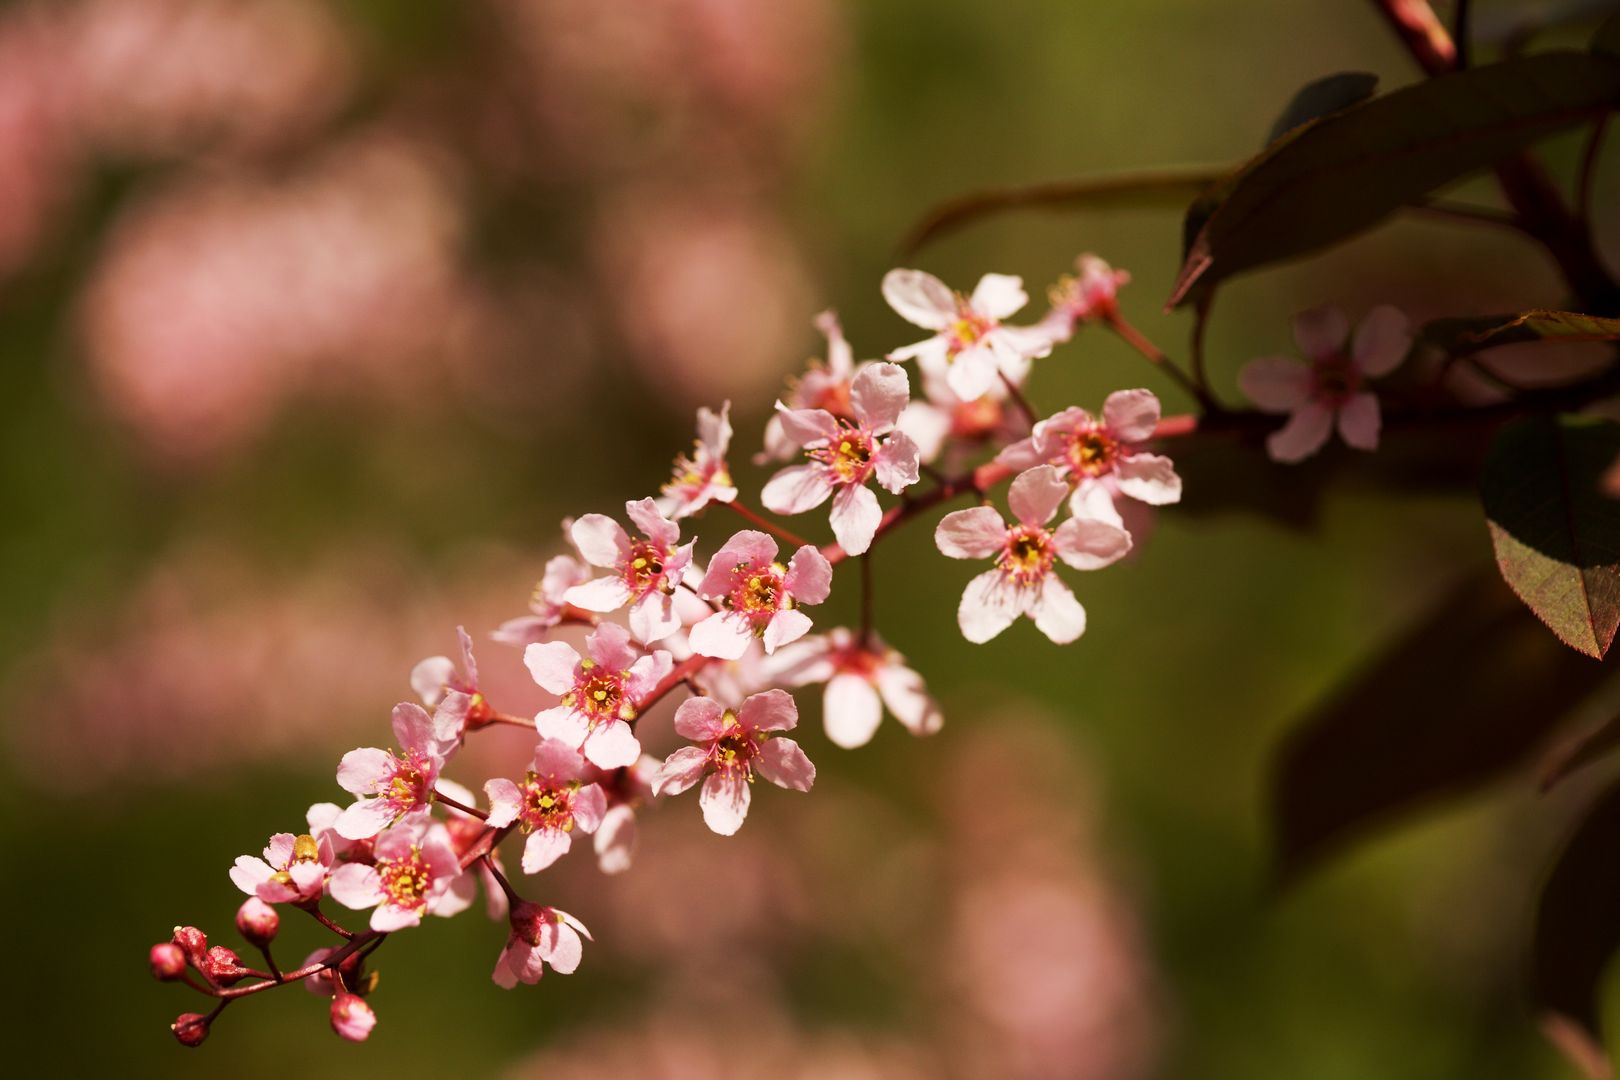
[2,0,1618,1076]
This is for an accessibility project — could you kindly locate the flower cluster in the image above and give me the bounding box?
[153,253,1408,1047]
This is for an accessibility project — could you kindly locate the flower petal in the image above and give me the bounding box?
[739,687,798,732]
[1351,305,1411,377]
[1101,388,1161,443]
[873,431,921,494]
[783,545,833,605]
[829,483,883,556]
[327,864,383,910]
[935,506,1007,559]
[1337,391,1381,451]
[521,829,571,874]
[882,268,956,329]
[874,664,942,736]
[581,721,641,770]
[594,805,637,875]
[945,347,998,401]
[564,576,634,613]
[850,362,910,430]
[698,772,752,835]
[823,673,882,749]
[1008,464,1069,526]
[763,608,813,653]
[410,656,454,707]
[1238,357,1313,413]
[1114,452,1182,505]
[688,611,754,660]
[336,747,391,795]
[1266,401,1335,463]
[969,272,1028,320]
[1292,306,1349,360]
[1052,517,1132,570]
[958,569,1020,643]
[524,641,581,696]
[484,778,522,828]
[674,695,728,740]
[761,464,835,516]
[1030,576,1087,644]
[757,737,816,791]
[653,746,711,796]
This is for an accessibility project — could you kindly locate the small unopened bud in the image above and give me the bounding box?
[235,897,280,947]
[170,926,208,965]
[201,945,247,986]
[330,992,376,1042]
[171,1012,210,1047]
[149,942,187,981]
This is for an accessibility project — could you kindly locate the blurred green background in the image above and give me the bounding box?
[2,0,1617,1076]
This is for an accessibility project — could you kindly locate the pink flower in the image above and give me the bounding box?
[1238,305,1411,463]
[492,900,591,989]
[1036,254,1131,344]
[884,269,1054,401]
[564,499,695,644]
[761,362,921,554]
[326,814,466,932]
[410,625,493,731]
[436,777,510,920]
[332,699,463,840]
[997,389,1181,529]
[229,830,332,905]
[652,689,815,835]
[935,465,1132,644]
[484,738,609,873]
[305,801,370,865]
[758,309,858,463]
[689,530,833,659]
[657,401,738,519]
[330,993,376,1042]
[589,754,659,875]
[767,627,942,749]
[491,548,593,648]
[524,623,672,768]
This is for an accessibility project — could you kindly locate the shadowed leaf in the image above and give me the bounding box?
[1168,51,1620,308]
[1270,573,1613,885]
[1532,776,1620,1078]
[1482,415,1620,658]
[1423,310,1620,356]
[1266,71,1379,145]
[899,168,1225,254]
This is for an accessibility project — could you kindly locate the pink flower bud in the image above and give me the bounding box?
[170,926,208,965]
[330,992,376,1042]
[149,942,187,981]
[201,945,247,986]
[171,1012,209,1047]
[235,897,280,947]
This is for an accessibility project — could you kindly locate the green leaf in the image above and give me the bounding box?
[1168,51,1620,308]
[899,168,1225,254]
[1422,310,1620,356]
[1269,572,1613,885]
[1532,777,1620,1079]
[1482,415,1620,658]
[1265,71,1379,145]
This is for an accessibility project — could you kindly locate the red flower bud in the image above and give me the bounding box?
[200,945,247,986]
[149,942,187,981]
[171,1012,209,1047]
[330,992,376,1042]
[235,897,280,947]
[170,926,208,966]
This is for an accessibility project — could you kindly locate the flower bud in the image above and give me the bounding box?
[235,897,280,947]
[149,942,187,981]
[171,1012,209,1047]
[330,992,376,1042]
[170,926,208,965]
[201,945,247,986]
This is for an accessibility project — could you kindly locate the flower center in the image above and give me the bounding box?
[809,425,875,484]
[999,526,1053,585]
[1312,355,1360,405]
[383,750,434,814]
[292,834,320,863]
[948,311,993,355]
[1066,429,1118,477]
[518,773,577,833]
[377,846,431,914]
[623,541,667,592]
[952,396,1002,437]
[712,712,760,778]
[566,660,634,723]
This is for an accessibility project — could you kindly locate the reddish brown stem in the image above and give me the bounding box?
[433,787,488,820]
[723,499,814,548]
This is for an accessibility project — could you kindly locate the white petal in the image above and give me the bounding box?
[699,773,752,836]
[935,506,1007,560]
[1008,464,1069,526]
[882,268,956,330]
[958,570,1020,644]
[1114,453,1182,505]
[1052,517,1132,570]
[969,273,1028,320]
[823,674,883,749]
[850,362,910,430]
[1030,576,1087,644]
[569,514,630,569]
[1100,389,1161,443]
[761,465,835,516]
[829,484,882,556]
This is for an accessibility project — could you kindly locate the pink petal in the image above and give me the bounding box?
[688,611,754,660]
[887,335,949,367]
[336,747,390,795]
[581,720,641,769]
[534,706,590,747]
[569,514,631,569]
[995,435,1049,472]
[1266,401,1335,463]
[653,746,711,796]
[850,361,910,431]
[1052,517,1132,570]
[371,903,423,933]
[829,483,883,556]
[594,805,637,875]
[882,268,956,330]
[1068,478,1124,528]
[627,592,680,645]
[990,324,1053,362]
[763,608,813,653]
[624,649,673,699]
[823,673,882,749]
[697,401,732,456]
[1008,464,1069,526]
[1238,357,1313,413]
[816,308,854,376]
[874,664,942,736]
[410,656,455,706]
[484,778,522,828]
[521,828,572,874]
[757,737,816,791]
[334,798,395,841]
[571,783,608,832]
[263,832,296,867]
[673,696,727,741]
[524,641,581,696]
[624,497,679,547]
[945,346,997,401]
[1352,305,1411,377]
[1292,306,1349,360]
[783,545,832,604]
[698,772,752,836]
[391,702,437,755]
[739,687,798,732]
[1337,392,1381,451]
[1115,453,1181,505]
[456,626,478,687]
[1030,576,1087,644]
[536,919,584,974]
[775,405,842,446]
[958,569,1021,643]
[873,432,921,494]
[230,856,274,895]
[935,505,1007,559]
[1101,388,1161,443]
[564,576,634,613]
[585,622,637,671]
[327,864,383,910]
[532,737,587,783]
[701,531,778,591]
[969,272,1028,320]
[761,464,835,515]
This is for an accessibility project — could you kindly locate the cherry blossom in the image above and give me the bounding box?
[491,548,593,648]
[657,401,738,519]
[333,699,464,840]
[767,627,942,749]
[935,465,1132,644]
[898,350,1027,467]
[883,269,1054,401]
[228,830,332,905]
[689,530,833,659]
[759,309,858,463]
[588,754,660,875]
[410,625,500,731]
[565,498,695,644]
[652,689,815,835]
[1036,254,1131,344]
[493,901,591,989]
[1238,305,1411,463]
[484,738,608,873]
[436,777,510,920]
[761,361,921,555]
[326,814,468,932]
[524,622,672,768]
[997,389,1181,529]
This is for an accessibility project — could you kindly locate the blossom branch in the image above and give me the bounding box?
[724,498,815,548]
